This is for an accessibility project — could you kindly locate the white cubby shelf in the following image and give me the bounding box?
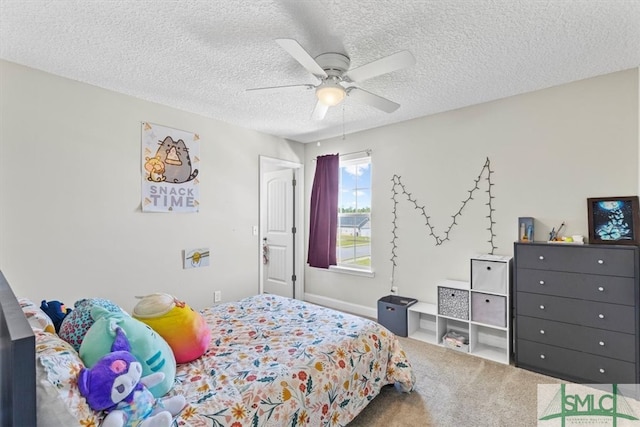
[407,255,513,365]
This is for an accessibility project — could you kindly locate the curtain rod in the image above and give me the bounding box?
[313,149,371,161]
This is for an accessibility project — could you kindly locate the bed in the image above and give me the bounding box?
[4,277,415,426]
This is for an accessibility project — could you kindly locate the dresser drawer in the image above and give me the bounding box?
[516,268,636,305]
[516,316,636,362]
[517,339,637,383]
[516,293,636,334]
[515,244,635,277]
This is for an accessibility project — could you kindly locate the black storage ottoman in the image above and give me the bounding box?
[377,295,417,337]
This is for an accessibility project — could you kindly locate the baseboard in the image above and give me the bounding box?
[304,292,377,319]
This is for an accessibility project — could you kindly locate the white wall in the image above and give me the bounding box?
[304,68,640,311]
[2,62,638,315]
[0,60,304,311]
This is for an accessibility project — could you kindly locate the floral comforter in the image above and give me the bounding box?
[169,294,415,426]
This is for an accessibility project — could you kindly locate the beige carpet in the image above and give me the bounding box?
[349,337,563,427]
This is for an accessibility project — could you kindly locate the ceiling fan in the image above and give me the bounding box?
[247,39,416,120]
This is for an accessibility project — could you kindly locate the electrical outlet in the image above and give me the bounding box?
[391,286,398,295]
[214,291,221,303]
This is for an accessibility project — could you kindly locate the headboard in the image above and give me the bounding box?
[0,270,36,427]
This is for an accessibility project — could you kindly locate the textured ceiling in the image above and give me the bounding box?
[1,1,639,143]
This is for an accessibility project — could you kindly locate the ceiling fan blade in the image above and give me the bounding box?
[347,87,400,113]
[246,84,314,93]
[345,50,415,83]
[311,100,329,120]
[276,39,328,79]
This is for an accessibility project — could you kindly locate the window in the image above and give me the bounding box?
[336,155,371,270]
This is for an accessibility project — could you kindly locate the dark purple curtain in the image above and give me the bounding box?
[308,154,339,268]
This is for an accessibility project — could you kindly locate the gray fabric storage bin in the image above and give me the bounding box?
[471,292,506,327]
[438,287,469,320]
[377,295,417,337]
[471,259,507,293]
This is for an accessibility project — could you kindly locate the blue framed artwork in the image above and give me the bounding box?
[587,196,639,245]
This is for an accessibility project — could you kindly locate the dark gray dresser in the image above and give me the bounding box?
[514,242,640,383]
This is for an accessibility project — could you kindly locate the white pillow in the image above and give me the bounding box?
[18,297,55,333]
[34,330,102,427]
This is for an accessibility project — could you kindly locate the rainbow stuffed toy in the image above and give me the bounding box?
[132,294,211,364]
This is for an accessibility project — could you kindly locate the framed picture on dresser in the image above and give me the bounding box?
[587,196,640,245]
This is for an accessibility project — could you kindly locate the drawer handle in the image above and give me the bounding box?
[539,280,545,285]
[540,354,545,359]
[539,305,545,310]
[539,255,545,260]
[598,286,604,292]
[598,259,604,265]
[598,314,605,319]
[599,368,605,374]
[486,266,491,271]
[599,341,605,346]
[539,330,545,335]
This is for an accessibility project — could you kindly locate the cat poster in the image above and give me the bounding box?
[141,122,200,212]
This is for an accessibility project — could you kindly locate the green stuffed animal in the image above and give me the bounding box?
[79,306,176,398]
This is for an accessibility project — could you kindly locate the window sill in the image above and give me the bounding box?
[327,265,375,278]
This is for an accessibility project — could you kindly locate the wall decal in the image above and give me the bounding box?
[390,157,496,280]
[141,122,200,212]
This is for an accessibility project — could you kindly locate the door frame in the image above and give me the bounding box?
[259,156,304,299]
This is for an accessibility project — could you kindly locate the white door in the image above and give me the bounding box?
[262,169,295,298]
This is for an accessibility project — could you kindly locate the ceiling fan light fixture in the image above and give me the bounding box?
[316,83,345,106]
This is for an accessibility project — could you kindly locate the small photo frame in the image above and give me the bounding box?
[587,196,640,245]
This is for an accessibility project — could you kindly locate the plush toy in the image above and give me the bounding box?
[59,298,123,351]
[78,327,185,427]
[133,293,211,363]
[40,300,72,333]
[80,306,176,398]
